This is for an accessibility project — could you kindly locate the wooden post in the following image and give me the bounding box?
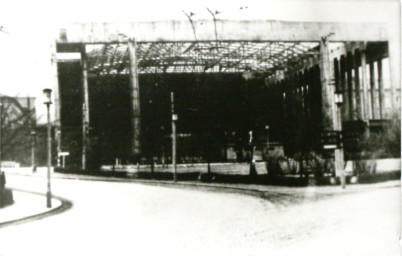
[360,43,370,121]
[377,59,385,118]
[81,45,89,170]
[369,62,378,119]
[128,38,141,156]
[320,37,345,188]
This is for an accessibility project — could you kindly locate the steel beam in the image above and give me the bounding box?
[58,20,389,43]
[128,38,141,156]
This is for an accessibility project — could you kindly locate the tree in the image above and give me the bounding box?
[0,95,39,166]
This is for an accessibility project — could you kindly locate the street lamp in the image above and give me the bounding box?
[265,125,270,150]
[334,92,343,106]
[43,88,52,208]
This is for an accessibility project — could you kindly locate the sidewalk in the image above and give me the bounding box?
[0,188,62,226]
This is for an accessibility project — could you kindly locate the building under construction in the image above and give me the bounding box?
[52,20,400,172]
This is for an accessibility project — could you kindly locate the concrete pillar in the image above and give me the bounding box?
[320,37,344,181]
[51,42,61,166]
[353,50,362,120]
[128,38,141,156]
[81,45,89,170]
[369,62,378,119]
[319,37,336,130]
[51,41,61,127]
[340,55,348,120]
[360,43,370,120]
[387,38,398,116]
[346,53,354,120]
[377,59,385,118]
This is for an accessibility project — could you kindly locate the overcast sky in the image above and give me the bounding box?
[0,0,399,122]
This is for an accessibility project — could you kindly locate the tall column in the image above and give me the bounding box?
[388,37,398,116]
[81,45,89,170]
[369,62,378,119]
[340,55,348,120]
[346,53,354,120]
[51,41,61,127]
[51,42,62,166]
[303,70,309,120]
[319,37,336,130]
[81,46,90,125]
[353,50,362,120]
[377,59,385,118]
[128,38,141,156]
[360,43,370,120]
[320,37,344,181]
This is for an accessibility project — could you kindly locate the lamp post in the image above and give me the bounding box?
[265,125,270,150]
[31,130,36,173]
[43,88,52,208]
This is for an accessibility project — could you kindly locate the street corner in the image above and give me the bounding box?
[0,189,67,227]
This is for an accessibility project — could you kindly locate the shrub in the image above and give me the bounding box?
[359,116,401,159]
[263,150,285,177]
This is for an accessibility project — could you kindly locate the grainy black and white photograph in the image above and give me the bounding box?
[0,0,400,255]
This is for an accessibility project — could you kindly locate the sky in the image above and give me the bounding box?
[0,0,400,121]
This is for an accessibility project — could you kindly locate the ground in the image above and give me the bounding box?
[0,174,400,256]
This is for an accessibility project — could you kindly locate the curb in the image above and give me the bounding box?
[0,188,73,228]
[4,172,400,211]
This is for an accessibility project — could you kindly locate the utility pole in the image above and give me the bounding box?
[82,103,87,170]
[171,92,177,182]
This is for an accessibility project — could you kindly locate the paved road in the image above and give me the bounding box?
[0,175,400,256]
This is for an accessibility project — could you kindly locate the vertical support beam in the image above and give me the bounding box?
[171,92,177,182]
[51,42,61,166]
[346,53,354,120]
[303,70,309,120]
[369,62,378,119]
[128,38,141,156]
[51,41,60,127]
[81,45,89,170]
[353,50,362,119]
[360,43,370,121]
[340,55,348,120]
[387,39,398,116]
[334,58,340,94]
[319,37,336,130]
[377,59,385,118]
[320,37,344,186]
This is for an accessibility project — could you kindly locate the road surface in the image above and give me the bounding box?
[0,174,400,256]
